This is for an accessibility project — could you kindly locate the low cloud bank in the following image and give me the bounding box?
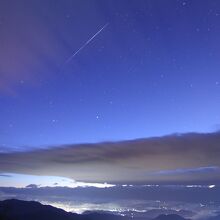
[0,132,220,183]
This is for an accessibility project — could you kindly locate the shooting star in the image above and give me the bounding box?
[64,23,109,64]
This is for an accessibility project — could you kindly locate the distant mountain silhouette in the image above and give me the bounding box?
[0,199,189,220]
[0,199,129,220]
[123,209,194,219]
[0,199,75,220]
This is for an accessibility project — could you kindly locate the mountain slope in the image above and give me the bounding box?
[0,199,189,220]
[0,199,75,220]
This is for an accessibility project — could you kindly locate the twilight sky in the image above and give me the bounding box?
[1,0,220,149]
[1,0,220,188]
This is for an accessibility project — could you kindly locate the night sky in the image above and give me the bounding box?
[1,1,220,219]
[1,0,220,150]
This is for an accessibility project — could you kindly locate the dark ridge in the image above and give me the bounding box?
[0,199,189,220]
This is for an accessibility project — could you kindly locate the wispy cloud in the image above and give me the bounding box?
[0,174,12,178]
[0,132,220,184]
[150,166,220,176]
[0,1,71,95]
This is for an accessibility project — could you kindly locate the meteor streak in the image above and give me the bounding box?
[65,23,109,64]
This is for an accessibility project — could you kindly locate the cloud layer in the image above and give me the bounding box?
[1,185,220,219]
[0,132,220,183]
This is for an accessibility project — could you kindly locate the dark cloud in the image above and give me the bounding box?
[0,132,220,183]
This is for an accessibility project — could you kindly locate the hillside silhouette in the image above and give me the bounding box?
[0,199,190,220]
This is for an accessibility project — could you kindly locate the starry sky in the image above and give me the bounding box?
[1,0,220,151]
